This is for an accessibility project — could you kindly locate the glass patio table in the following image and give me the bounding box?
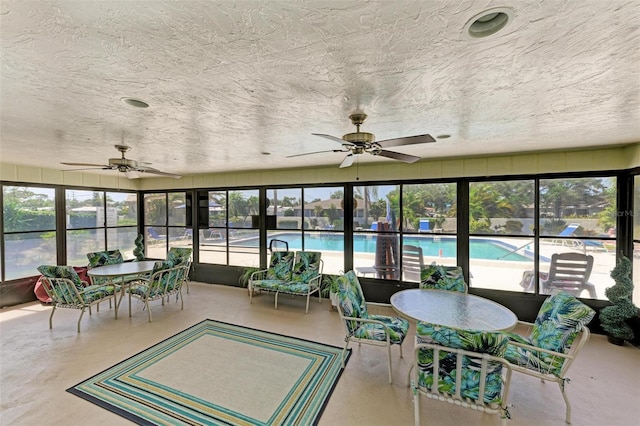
[87,260,157,318]
[390,288,517,331]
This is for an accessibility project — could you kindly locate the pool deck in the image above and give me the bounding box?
[145,236,634,302]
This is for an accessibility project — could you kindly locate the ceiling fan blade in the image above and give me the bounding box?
[339,154,355,168]
[377,149,421,163]
[286,149,345,158]
[136,166,182,179]
[376,134,435,148]
[312,133,354,146]
[125,170,141,179]
[61,162,111,168]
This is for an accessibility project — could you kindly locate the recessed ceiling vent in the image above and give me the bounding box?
[464,7,513,39]
[121,97,149,108]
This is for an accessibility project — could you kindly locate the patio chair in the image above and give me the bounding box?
[126,261,188,322]
[419,263,468,293]
[167,246,193,293]
[402,244,423,282]
[37,265,118,332]
[146,227,166,243]
[86,249,124,268]
[541,252,596,298]
[335,270,409,383]
[418,219,431,232]
[413,323,513,426]
[503,291,595,424]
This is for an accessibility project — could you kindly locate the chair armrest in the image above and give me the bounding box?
[339,314,395,342]
[249,269,269,282]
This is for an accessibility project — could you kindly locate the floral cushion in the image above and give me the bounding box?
[129,260,177,297]
[503,291,595,376]
[503,333,566,376]
[289,251,321,284]
[530,291,595,352]
[266,251,295,281]
[252,279,288,291]
[37,265,84,292]
[86,250,124,268]
[167,247,193,266]
[415,323,509,404]
[37,264,116,304]
[337,270,408,344]
[420,264,467,293]
[336,271,369,334]
[353,314,409,344]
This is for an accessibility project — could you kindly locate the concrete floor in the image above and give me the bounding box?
[1,282,638,426]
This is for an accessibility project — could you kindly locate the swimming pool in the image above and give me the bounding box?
[242,233,529,262]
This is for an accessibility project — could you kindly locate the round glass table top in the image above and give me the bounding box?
[390,288,517,331]
[87,260,158,277]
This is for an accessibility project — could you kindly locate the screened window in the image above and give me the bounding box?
[2,186,57,281]
[144,192,189,259]
[352,184,400,280]
[401,183,457,281]
[199,190,259,267]
[67,189,139,264]
[469,180,535,292]
[539,177,616,300]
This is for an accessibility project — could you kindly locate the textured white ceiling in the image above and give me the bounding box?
[1,1,639,178]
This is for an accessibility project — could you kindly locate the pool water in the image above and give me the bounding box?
[252,233,528,261]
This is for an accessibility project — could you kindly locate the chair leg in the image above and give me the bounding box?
[146,300,152,322]
[49,305,56,329]
[341,338,350,369]
[559,379,572,424]
[77,307,86,333]
[305,294,310,314]
[413,382,420,426]
[406,364,414,388]
[179,290,184,310]
[274,292,279,310]
[249,286,254,304]
[387,344,393,384]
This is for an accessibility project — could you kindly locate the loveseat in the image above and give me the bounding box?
[249,251,323,313]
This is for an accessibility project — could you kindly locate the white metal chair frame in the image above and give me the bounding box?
[250,258,324,314]
[412,343,513,426]
[506,321,591,424]
[336,302,403,384]
[127,265,187,322]
[40,276,117,332]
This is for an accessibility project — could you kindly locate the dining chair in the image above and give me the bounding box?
[167,247,193,293]
[503,290,595,424]
[126,261,188,322]
[37,265,118,332]
[413,322,513,426]
[419,263,468,293]
[335,270,409,384]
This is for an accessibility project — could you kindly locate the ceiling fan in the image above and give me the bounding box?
[61,144,182,179]
[287,112,436,168]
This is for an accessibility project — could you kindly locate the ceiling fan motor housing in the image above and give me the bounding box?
[108,158,138,169]
[343,132,375,144]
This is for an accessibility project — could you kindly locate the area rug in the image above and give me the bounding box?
[67,319,350,425]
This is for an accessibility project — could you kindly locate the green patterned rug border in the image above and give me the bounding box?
[67,319,350,425]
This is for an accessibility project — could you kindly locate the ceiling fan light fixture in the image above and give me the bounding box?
[121,97,150,108]
[464,7,513,39]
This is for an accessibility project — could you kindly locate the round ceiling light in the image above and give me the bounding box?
[121,97,149,108]
[464,7,513,39]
